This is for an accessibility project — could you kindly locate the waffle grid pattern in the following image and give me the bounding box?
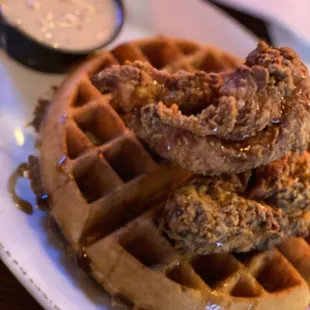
[88,207,305,299]
[40,37,310,310]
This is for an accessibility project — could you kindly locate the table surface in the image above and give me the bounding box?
[0,3,269,309]
[0,260,42,310]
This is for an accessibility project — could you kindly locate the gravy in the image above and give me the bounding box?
[2,0,119,52]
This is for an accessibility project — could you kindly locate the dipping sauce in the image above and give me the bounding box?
[1,0,120,53]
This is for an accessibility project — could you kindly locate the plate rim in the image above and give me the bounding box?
[0,242,61,310]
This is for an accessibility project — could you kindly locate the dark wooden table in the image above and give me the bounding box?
[0,260,42,310]
[0,2,270,309]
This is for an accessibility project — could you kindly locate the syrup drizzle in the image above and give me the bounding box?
[57,155,67,170]
[56,155,73,181]
[36,193,50,211]
[77,249,91,274]
[7,163,33,214]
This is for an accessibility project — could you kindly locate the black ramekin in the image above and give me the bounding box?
[0,0,124,73]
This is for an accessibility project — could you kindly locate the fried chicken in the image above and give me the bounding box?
[249,151,310,216]
[92,41,310,175]
[163,151,310,255]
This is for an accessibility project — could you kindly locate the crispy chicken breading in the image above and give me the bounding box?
[163,152,310,254]
[92,41,310,175]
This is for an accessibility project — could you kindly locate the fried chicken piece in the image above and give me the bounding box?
[92,41,310,175]
[163,151,310,255]
[249,151,310,216]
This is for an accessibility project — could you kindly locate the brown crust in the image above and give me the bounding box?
[164,151,310,255]
[36,37,310,310]
[27,155,49,209]
[93,41,310,175]
[29,99,51,132]
[28,86,59,132]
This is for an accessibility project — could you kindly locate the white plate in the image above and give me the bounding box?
[0,1,259,309]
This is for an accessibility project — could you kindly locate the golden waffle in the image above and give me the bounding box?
[39,36,310,310]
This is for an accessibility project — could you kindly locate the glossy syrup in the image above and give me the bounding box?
[36,193,50,211]
[56,155,68,172]
[7,163,33,214]
[56,155,74,181]
[77,249,91,274]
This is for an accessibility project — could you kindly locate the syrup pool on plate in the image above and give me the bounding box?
[1,0,120,53]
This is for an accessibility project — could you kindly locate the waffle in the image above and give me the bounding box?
[39,37,310,310]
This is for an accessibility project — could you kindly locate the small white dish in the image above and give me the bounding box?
[0,1,262,309]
